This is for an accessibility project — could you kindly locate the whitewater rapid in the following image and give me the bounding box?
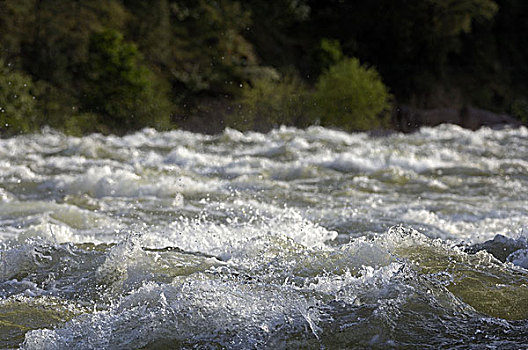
[1,125,528,348]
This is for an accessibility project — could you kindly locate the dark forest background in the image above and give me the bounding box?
[1,0,527,135]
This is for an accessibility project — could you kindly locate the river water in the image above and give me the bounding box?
[1,125,528,349]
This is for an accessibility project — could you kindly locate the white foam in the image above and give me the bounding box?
[164,146,232,169]
[22,277,322,349]
[306,262,404,305]
[303,126,369,145]
[401,209,528,242]
[507,249,528,269]
[40,165,220,198]
[0,187,15,202]
[141,208,337,259]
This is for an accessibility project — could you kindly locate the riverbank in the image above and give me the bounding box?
[393,105,523,133]
[173,102,525,136]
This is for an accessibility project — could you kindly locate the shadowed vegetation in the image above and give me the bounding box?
[0,0,526,136]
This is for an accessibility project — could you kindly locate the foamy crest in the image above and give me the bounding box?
[22,277,323,349]
[142,208,337,259]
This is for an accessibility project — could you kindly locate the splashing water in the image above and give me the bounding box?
[1,125,528,349]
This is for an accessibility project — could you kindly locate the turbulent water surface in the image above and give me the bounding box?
[1,125,528,349]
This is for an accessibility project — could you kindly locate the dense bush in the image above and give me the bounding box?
[0,60,39,136]
[227,73,312,131]
[80,29,174,133]
[312,58,392,131]
[61,113,104,136]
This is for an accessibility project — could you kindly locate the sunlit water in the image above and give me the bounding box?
[1,125,528,349]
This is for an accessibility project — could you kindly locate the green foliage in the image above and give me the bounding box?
[426,0,498,35]
[0,0,527,134]
[0,0,35,62]
[241,0,310,69]
[140,0,256,93]
[0,60,39,135]
[62,113,104,136]
[30,81,79,131]
[80,29,173,133]
[318,39,343,67]
[305,0,499,102]
[313,58,391,131]
[18,0,128,90]
[228,74,312,131]
[511,98,528,125]
[307,38,344,78]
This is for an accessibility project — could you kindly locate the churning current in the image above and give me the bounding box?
[1,125,528,349]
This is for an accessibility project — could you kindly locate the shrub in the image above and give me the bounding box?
[312,58,392,131]
[62,113,106,136]
[0,60,39,136]
[227,73,312,131]
[80,29,173,133]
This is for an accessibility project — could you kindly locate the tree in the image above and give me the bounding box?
[242,0,310,70]
[0,0,36,62]
[23,0,128,90]
[0,60,39,135]
[304,0,498,104]
[1,0,133,131]
[80,29,173,133]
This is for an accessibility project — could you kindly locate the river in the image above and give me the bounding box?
[1,125,528,349]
